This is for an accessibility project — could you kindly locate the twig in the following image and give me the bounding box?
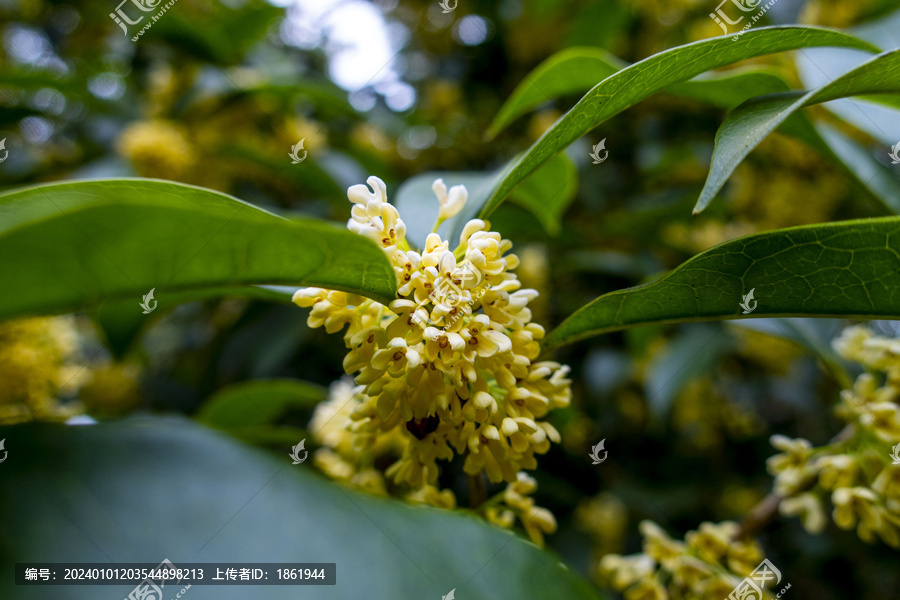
[469,473,486,508]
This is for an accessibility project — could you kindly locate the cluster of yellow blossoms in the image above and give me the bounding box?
[768,325,900,548]
[294,176,572,544]
[599,520,767,600]
[0,316,143,423]
[0,317,80,424]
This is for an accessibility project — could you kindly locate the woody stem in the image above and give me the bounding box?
[469,473,487,508]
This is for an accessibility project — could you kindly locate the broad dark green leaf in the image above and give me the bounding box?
[545,218,900,349]
[0,179,396,322]
[480,27,879,218]
[487,46,792,137]
[694,49,900,214]
[0,417,604,600]
[197,378,326,429]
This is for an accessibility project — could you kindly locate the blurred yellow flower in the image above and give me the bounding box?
[117,119,196,180]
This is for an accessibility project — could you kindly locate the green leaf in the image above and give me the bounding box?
[397,154,577,245]
[197,378,326,429]
[0,179,397,322]
[0,417,604,600]
[217,144,345,201]
[815,122,900,215]
[95,285,295,358]
[487,45,793,137]
[694,49,900,214]
[505,152,578,237]
[487,47,624,139]
[147,1,281,64]
[544,218,900,349]
[480,27,879,218]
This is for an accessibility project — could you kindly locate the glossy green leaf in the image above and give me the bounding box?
[0,417,604,600]
[197,378,326,429]
[694,49,900,214]
[481,27,879,218]
[488,46,793,137]
[545,218,900,349]
[0,179,397,322]
[488,48,624,139]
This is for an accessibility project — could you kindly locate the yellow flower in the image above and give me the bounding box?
[767,435,818,495]
[726,538,765,577]
[816,455,858,490]
[779,492,828,534]
[639,521,685,567]
[408,485,457,509]
[599,554,656,592]
[860,402,900,443]
[0,316,81,423]
[872,466,900,501]
[79,362,141,415]
[117,120,195,179]
[432,179,467,222]
[832,487,879,534]
[669,554,712,590]
[685,521,738,563]
[624,578,667,600]
[295,176,571,540]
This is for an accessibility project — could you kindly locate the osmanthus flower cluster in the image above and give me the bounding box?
[0,317,80,423]
[768,326,900,548]
[598,520,768,600]
[293,176,571,544]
